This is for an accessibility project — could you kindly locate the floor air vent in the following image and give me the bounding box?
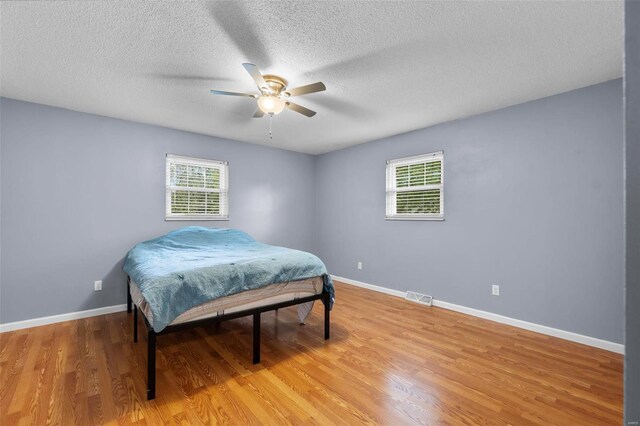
[406,291,433,306]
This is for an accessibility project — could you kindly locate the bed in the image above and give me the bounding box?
[123,227,334,400]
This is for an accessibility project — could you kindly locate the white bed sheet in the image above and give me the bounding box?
[129,277,323,327]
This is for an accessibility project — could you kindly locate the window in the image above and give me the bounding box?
[386,151,444,220]
[165,154,229,220]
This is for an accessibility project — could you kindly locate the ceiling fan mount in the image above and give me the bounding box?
[209,63,326,118]
[260,75,288,95]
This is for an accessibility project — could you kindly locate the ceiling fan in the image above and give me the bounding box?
[210,63,326,118]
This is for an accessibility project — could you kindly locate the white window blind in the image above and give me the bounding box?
[386,151,444,220]
[165,154,229,220]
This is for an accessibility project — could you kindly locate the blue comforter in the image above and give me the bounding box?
[123,227,334,332]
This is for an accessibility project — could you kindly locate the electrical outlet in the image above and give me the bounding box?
[357,262,363,270]
[94,280,102,291]
[492,285,500,296]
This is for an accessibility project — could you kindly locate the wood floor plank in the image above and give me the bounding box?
[0,281,623,424]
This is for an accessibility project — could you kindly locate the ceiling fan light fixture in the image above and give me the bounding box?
[210,63,324,118]
[257,95,286,115]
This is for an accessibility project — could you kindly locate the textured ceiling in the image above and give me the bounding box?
[0,1,623,154]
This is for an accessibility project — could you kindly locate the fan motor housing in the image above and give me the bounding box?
[262,75,288,94]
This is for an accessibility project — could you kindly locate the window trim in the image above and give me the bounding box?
[386,151,444,221]
[165,154,229,221]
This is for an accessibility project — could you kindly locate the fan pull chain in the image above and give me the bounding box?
[269,112,274,139]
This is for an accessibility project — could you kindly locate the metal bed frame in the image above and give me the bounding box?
[127,276,331,400]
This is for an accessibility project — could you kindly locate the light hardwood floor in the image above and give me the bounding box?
[0,281,623,425]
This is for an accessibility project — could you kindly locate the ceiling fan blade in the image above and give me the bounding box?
[284,82,326,97]
[253,108,265,118]
[242,63,269,91]
[286,101,316,117]
[210,90,256,98]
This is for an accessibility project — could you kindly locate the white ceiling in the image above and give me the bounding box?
[0,1,623,154]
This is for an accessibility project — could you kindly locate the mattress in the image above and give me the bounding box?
[124,227,334,332]
[130,277,323,328]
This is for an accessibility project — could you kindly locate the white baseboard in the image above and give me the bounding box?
[332,275,407,298]
[331,275,624,354]
[0,304,128,333]
[2,278,625,355]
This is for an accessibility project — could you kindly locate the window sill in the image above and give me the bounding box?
[385,216,444,221]
[166,216,229,221]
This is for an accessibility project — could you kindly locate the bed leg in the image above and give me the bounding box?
[147,328,156,400]
[127,276,132,313]
[324,293,330,340]
[133,305,138,343]
[253,312,261,364]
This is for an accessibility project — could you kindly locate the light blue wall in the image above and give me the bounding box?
[0,80,625,345]
[315,80,624,343]
[0,98,317,323]
[625,0,640,421]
